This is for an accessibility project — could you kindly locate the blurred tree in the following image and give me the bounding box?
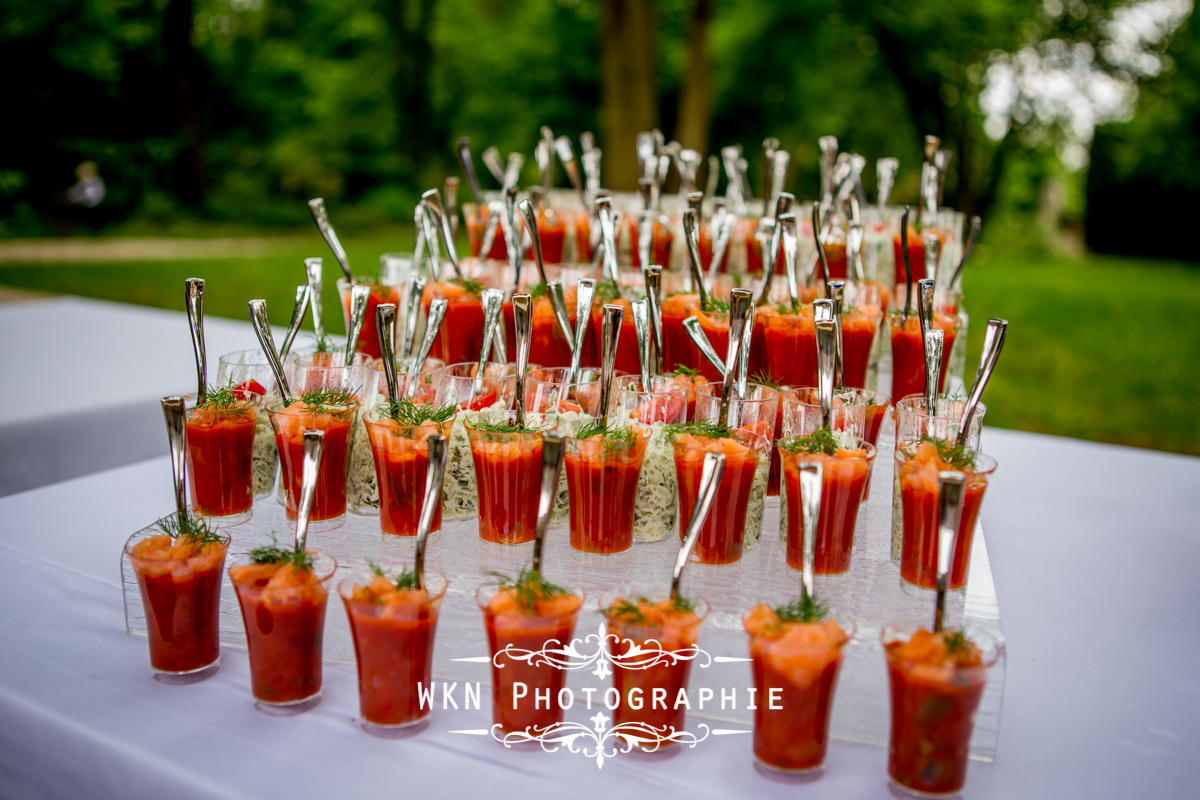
[676,0,713,154]
[600,0,659,188]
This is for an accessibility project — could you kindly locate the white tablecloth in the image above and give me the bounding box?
[0,297,272,496]
[0,428,1194,798]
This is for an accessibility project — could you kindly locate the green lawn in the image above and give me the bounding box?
[2,229,1197,455]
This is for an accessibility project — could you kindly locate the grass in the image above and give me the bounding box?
[1,227,1197,455]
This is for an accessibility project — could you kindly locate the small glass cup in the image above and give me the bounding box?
[839,290,884,391]
[659,292,701,373]
[286,350,373,396]
[445,362,516,412]
[763,306,818,389]
[894,396,987,450]
[602,594,710,747]
[587,297,641,374]
[463,202,508,261]
[268,398,359,531]
[185,395,259,523]
[671,427,769,564]
[502,281,577,368]
[230,550,337,714]
[744,605,853,773]
[694,381,781,496]
[780,387,868,439]
[337,277,403,360]
[888,311,959,403]
[422,278,487,366]
[778,439,876,575]
[895,442,998,592]
[368,357,447,406]
[883,625,1003,797]
[476,584,585,735]
[564,422,649,554]
[216,348,274,397]
[465,414,545,544]
[523,366,602,418]
[364,409,453,539]
[339,567,448,735]
[614,375,689,425]
[125,526,229,682]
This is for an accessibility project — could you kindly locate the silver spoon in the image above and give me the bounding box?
[279,285,312,362]
[797,460,824,603]
[512,293,532,428]
[847,223,866,283]
[772,150,791,211]
[957,318,1007,448]
[502,186,522,290]
[596,195,620,290]
[818,136,839,208]
[719,289,752,427]
[518,197,551,287]
[417,200,442,283]
[161,396,188,520]
[304,257,326,347]
[682,208,711,309]
[478,199,502,261]
[950,216,983,291]
[472,288,504,398]
[705,154,720,200]
[876,157,899,210]
[678,149,701,194]
[562,278,597,390]
[376,303,400,405]
[917,277,936,343]
[405,298,447,399]
[736,304,755,398]
[554,135,587,209]
[631,298,653,392]
[923,231,942,284]
[934,149,951,209]
[344,284,370,366]
[828,279,845,388]
[403,275,427,361]
[482,147,506,186]
[422,189,462,279]
[636,182,654,269]
[307,198,354,283]
[294,430,325,554]
[546,281,573,351]
[184,278,207,402]
[582,148,602,204]
[444,177,459,240]
[248,299,292,406]
[816,317,836,429]
[933,471,967,632]
[643,264,663,372]
[924,327,945,420]
[761,137,779,217]
[670,451,727,600]
[710,199,735,277]
[919,136,940,225]
[412,204,428,271]
[780,212,801,307]
[597,303,624,423]
[456,137,484,208]
[721,146,743,212]
[412,434,448,591]
[812,204,832,298]
[682,316,727,377]
[530,434,566,576]
[900,206,914,320]
[503,153,524,190]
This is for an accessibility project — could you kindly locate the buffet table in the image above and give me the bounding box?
[0,428,1194,798]
[0,297,271,496]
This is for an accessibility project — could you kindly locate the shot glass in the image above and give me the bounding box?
[564,423,648,554]
[337,277,403,359]
[883,625,1002,796]
[477,584,584,735]
[744,605,853,773]
[523,366,602,419]
[695,381,781,496]
[465,415,545,544]
[339,567,447,735]
[125,525,229,682]
[218,350,279,499]
[230,550,337,714]
[364,410,453,539]
[603,595,709,746]
[268,398,358,530]
[185,394,259,523]
[422,279,486,366]
[779,387,868,439]
[445,362,516,413]
[893,396,986,450]
[888,311,959,403]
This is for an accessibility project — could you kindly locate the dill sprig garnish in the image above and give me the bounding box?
[701,296,729,313]
[154,513,228,546]
[663,420,734,442]
[751,370,781,390]
[529,282,548,299]
[672,364,700,377]
[469,419,541,435]
[366,560,420,592]
[942,629,970,656]
[672,593,695,613]
[195,383,245,412]
[606,598,648,623]
[595,279,621,303]
[919,435,978,470]
[778,427,839,457]
[295,387,357,412]
[452,276,484,296]
[773,591,829,625]
[574,420,636,454]
[249,537,314,571]
[488,568,569,612]
[381,397,456,426]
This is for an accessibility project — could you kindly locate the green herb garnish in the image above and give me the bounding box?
[530,282,548,299]
[942,629,970,656]
[751,370,781,390]
[295,387,358,412]
[595,279,621,303]
[452,276,484,296]
[919,436,977,470]
[195,383,243,411]
[671,593,695,613]
[469,419,540,434]
[773,591,828,624]
[249,537,314,571]
[606,593,695,623]
[382,397,456,426]
[672,364,700,377]
[488,568,569,612]
[366,559,420,592]
[155,513,227,546]
[663,420,734,442]
[574,420,637,454]
[778,427,839,457]
[701,296,729,313]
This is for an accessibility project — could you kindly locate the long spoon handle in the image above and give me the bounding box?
[671,451,726,600]
[294,430,325,553]
[406,298,447,399]
[798,461,823,602]
[933,470,966,633]
[308,198,354,282]
[248,299,292,405]
[161,396,188,519]
[185,278,207,402]
[957,318,1008,447]
[413,434,448,591]
[531,434,565,575]
[279,285,311,362]
[376,303,400,403]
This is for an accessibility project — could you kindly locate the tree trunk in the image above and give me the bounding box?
[386,0,438,181]
[600,0,657,190]
[164,0,206,204]
[676,0,712,155]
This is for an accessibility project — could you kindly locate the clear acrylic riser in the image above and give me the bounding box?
[122,414,1005,763]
